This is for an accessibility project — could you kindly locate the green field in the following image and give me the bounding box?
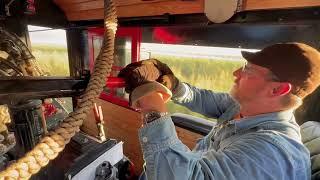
[31,44,70,76]
[31,45,243,120]
[151,54,244,120]
[31,44,73,113]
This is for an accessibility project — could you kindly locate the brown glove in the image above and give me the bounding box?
[118,58,179,93]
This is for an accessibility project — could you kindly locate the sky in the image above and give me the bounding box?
[28,25,67,47]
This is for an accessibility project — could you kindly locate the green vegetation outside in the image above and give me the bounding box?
[31,44,73,114]
[151,54,244,120]
[31,44,70,76]
[30,44,244,121]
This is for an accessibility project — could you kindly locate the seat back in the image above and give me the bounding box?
[300,121,320,180]
[171,113,216,136]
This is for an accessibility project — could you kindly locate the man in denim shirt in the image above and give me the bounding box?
[119,43,320,180]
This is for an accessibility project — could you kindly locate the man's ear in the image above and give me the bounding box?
[271,83,292,96]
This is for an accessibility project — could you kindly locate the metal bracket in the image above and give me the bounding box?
[5,0,15,16]
[0,77,88,105]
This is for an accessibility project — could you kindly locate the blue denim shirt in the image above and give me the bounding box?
[138,83,311,180]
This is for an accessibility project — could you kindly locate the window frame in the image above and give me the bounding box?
[87,27,142,107]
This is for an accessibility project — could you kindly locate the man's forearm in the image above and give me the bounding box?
[172,83,236,118]
[172,82,188,100]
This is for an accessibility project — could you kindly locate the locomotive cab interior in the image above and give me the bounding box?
[0,0,319,179]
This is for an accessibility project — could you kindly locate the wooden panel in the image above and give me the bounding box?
[82,99,143,174]
[54,0,320,21]
[66,1,103,11]
[54,0,92,4]
[244,0,320,11]
[65,0,204,20]
[55,0,170,8]
[116,0,170,6]
[177,126,203,147]
[83,99,202,174]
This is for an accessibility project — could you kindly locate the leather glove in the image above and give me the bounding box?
[118,58,179,93]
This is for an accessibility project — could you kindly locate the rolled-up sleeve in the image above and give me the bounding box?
[172,83,236,118]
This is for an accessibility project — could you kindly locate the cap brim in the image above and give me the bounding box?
[241,51,256,61]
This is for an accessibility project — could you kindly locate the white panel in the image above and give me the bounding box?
[72,141,124,180]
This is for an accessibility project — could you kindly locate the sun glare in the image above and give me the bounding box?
[141,43,259,61]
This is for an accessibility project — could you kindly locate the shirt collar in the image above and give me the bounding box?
[229,110,296,132]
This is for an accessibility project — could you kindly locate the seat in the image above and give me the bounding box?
[300,121,320,180]
[171,113,216,135]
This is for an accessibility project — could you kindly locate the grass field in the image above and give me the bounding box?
[31,44,70,76]
[151,54,244,120]
[31,44,73,113]
[31,45,244,120]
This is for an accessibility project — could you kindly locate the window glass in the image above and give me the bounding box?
[93,36,132,76]
[93,36,103,60]
[28,25,73,127]
[28,25,69,76]
[111,37,131,100]
[92,35,132,102]
[140,43,249,120]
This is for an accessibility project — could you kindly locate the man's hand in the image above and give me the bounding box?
[135,92,167,113]
[118,59,179,93]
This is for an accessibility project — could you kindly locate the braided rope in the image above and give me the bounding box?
[0,0,117,178]
[0,28,44,76]
[0,105,15,156]
[0,106,10,132]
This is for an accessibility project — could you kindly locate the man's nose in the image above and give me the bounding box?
[233,68,242,77]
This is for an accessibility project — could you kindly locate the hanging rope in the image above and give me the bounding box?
[0,0,117,178]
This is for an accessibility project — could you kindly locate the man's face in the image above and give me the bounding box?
[230,62,275,104]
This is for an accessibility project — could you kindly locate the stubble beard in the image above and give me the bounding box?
[230,86,246,105]
[230,86,239,100]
